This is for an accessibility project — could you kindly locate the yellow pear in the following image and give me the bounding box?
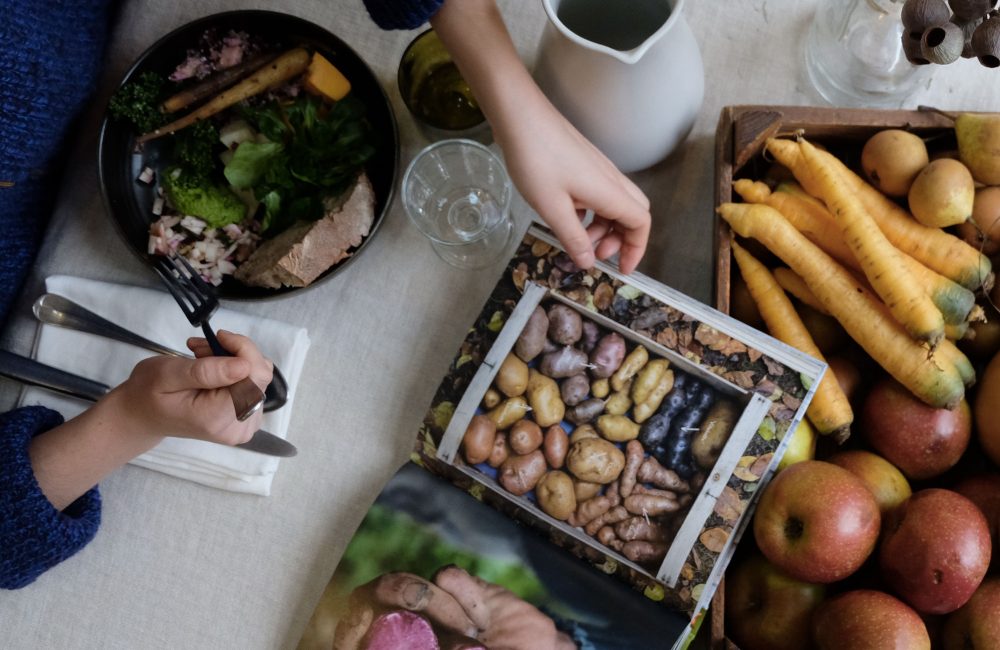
[907,158,975,227]
[777,419,817,471]
[956,112,1000,185]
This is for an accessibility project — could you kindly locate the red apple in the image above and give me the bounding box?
[862,378,971,480]
[880,489,991,615]
[942,578,1000,650]
[754,460,881,583]
[813,590,930,650]
[725,554,825,650]
[954,474,1000,567]
[828,449,912,516]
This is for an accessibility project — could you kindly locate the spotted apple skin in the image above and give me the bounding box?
[942,578,1000,650]
[753,460,881,583]
[880,489,991,615]
[813,589,930,650]
[862,379,970,480]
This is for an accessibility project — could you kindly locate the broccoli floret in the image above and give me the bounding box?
[108,71,166,133]
[161,167,245,228]
[173,120,219,180]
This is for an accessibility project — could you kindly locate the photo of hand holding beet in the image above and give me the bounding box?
[461,299,741,567]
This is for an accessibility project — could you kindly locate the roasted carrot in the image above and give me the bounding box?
[719,202,964,409]
[733,243,853,439]
[797,138,944,346]
[766,137,992,290]
[160,51,280,113]
[138,48,311,143]
[772,268,830,314]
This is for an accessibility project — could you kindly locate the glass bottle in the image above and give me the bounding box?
[805,0,932,107]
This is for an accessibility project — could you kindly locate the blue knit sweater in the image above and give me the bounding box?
[1,0,443,591]
[0,0,113,589]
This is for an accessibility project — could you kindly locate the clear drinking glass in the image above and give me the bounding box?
[402,139,513,269]
[805,0,931,108]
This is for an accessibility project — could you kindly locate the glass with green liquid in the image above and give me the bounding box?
[397,29,490,143]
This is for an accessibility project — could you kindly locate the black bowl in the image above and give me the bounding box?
[98,10,398,300]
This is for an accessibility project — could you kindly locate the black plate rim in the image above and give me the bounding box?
[97,9,400,302]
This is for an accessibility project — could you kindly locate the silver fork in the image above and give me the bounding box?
[152,253,265,421]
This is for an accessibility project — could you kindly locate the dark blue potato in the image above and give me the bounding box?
[660,383,716,478]
[638,372,690,450]
[546,304,583,345]
[540,346,590,378]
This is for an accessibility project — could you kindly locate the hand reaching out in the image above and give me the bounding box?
[333,567,576,650]
[493,94,651,274]
[429,0,652,275]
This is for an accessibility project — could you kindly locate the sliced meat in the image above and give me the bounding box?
[234,173,375,288]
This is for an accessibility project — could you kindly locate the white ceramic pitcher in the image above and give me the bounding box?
[534,0,704,173]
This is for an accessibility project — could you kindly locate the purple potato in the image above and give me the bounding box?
[560,374,591,406]
[540,346,590,378]
[589,333,626,379]
[565,398,606,425]
[514,306,549,362]
[547,304,583,345]
[580,321,601,352]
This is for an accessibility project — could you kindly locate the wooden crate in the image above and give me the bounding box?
[709,105,955,649]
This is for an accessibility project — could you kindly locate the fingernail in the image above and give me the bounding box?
[401,581,429,609]
[578,249,595,268]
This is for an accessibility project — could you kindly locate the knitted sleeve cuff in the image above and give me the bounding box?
[362,0,445,30]
[0,406,101,589]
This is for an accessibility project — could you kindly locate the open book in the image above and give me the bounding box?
[298,227,824,650]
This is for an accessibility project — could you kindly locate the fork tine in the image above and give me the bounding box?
[173,253,217,297]
[153,261,196,320]
[160,256,204,308]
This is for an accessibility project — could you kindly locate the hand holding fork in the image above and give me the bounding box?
[152,253,265,421]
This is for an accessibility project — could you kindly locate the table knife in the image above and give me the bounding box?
[0,350,296,457]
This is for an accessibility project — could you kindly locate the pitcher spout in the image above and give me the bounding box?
[540,0,684,65]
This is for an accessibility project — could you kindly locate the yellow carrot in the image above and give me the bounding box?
[733,179,856,269]
[769,183,976,326]
[766,137,991,290]
[936,338,976,388]
[772,268,830,314]
[733,243,853,439]
[798,138,944,346]
[945,322,970,342]
[719,202,964,409]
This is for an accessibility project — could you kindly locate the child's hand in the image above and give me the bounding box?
[495,95,651,275]
[112,331,273,446]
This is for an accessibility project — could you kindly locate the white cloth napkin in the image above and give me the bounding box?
[19,275,311,495]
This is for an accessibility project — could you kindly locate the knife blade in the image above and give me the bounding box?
[0,350,297,457]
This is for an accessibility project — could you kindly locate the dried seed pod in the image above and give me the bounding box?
[952,15,985,57]
[902,32,932,64]
[949,0,995,21]
[972,15,1000,66]
[921,21,965,63]
[902,0,952,37]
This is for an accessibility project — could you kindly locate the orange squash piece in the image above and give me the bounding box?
[303,52,351,101]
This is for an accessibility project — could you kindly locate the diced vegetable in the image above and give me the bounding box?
[302,52,352,101]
